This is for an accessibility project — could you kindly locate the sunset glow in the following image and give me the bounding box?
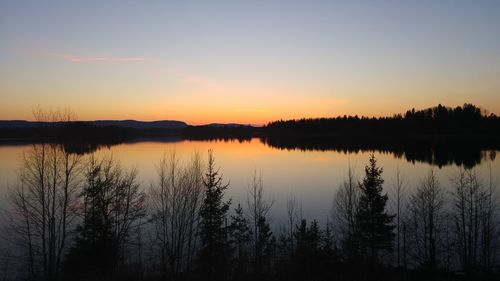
[1,1,499,124]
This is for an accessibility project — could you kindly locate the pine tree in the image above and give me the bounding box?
[228,204,252,279]
[63,156,145,279]
[198,150,231,280]
[356,154,395,262]
[64,166,119,278]
[294,219,322,280]
[255,216,274,280]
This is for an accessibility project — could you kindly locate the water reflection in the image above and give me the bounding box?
[261,136,498,168]
[1,135,496,168]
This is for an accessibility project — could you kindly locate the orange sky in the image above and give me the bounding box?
[1,1,499,125]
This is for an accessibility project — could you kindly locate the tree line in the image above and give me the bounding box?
[4,103,500,144]
[266,103,500,136]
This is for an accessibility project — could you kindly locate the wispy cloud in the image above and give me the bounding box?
[59,54,146,63]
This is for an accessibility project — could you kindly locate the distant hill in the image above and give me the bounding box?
[93,120,187,129]
[0,120,39,129]
[0,120,187,130]
[205,123,252,128]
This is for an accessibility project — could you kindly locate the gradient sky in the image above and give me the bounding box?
[1,0,499,125]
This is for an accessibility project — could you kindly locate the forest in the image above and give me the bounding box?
[265,103,500,136]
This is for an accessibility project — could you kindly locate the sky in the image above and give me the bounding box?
[1,0,499,125]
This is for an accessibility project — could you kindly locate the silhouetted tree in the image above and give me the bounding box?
[391,168,407,268]
[334,164,360,260]
[451,168,498,273]
[293,219,322,280]
[321,222,339,278]
[148,151,204,279]
[255,216,275,280]
[481,164,498,271]
[408,170,444,270]
[63,155,146,279]
[5,109,82,281]
[246,171,274,279]
[356,154,395,263]
[286,194,300,256]
[198,150,231,280]
[267,103,498,137]
[228,204,252,280]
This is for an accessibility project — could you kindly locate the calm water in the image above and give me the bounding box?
[1,138,499,225]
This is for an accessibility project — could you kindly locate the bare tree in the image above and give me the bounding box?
[247,170,274,277]
[481,164,498,270]
[408,169,444,269]
[451,167,497,272]
[333,164,359,258]
[247,170,273,247]
[149,151,204,278]
[286,193,299,254]
[62,154,146,277]
[391,168,406,268]
[4,110,82,281]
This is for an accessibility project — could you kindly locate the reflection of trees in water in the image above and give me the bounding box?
[401,147,488,168]
[62,141,114,155]
[33,135,498,168]
[62,136,253,155]
[261,136,498,168]
[184,135,253,143]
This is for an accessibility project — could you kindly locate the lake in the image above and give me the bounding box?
[0,138,499,226]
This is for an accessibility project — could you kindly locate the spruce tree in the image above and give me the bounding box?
[63,157,145,279]
[64,165,119,278]
[198,150,231,280]
[255,216,274,280]
[356,154,395,262]
[294,219,322,280]
[229,204,252,278]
